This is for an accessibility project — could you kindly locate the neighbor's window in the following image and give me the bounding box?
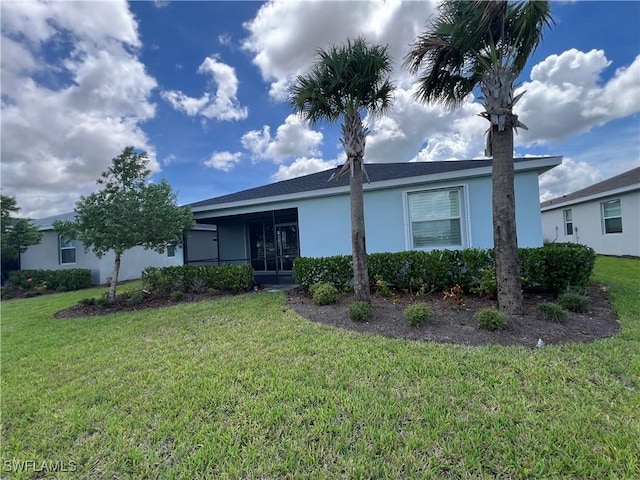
[602,199,622,234]
[167,245,176,257]
[59,235,76,264]
[408,188,463,248]
[563,209,573,236]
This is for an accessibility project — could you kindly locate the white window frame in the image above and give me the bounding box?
[403,185,469,251]
[563,209,574,236]
[59,235,76,265]
[601,199,623,234]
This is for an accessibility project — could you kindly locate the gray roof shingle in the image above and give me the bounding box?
[541,166,640,209]
[189,157,552,209]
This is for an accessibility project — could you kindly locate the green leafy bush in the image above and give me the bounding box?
[349,301,372,322]
[142,264,254,295]
[404,303,434,327]
[170,291,185,302]
[475,308,508,331]
[8,269,92,291]
[128,291,145,305]
[537,302,567,322]
[293,256,353,291]
[557,291,588,313]
[470,268,497,298]
[95,297,110,307]
[312,283,339,305]
[78,297,96,306]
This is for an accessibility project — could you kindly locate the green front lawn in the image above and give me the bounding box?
[2,257,639,478]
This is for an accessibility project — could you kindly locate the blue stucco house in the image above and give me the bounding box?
[188,156,561,283]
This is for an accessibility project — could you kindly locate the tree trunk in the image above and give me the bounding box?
[108,252,121,303]
[491,126,523,315]
[350,157,370,303]
[342,111,370,303]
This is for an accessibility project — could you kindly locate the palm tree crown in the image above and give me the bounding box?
[290,37,394,124]
[404,0,553,108]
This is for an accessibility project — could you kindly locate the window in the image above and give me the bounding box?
[563,209,573,236]
[59,235,76,264]
[407,188,463,249]
[602,199,622,234]
[167,245,176,257]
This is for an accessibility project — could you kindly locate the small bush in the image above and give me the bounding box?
[78,297,96,306]
[95,297,110,307]
[475,307,508,331]
[374,277,392,297]
[142,264,254,295]
[128,291,145,305]
[349,301,372,322]
[404,303,434,327]
[557,291,588,313]
[312,283,339,305]
[538,302,567,322]
[8,269,92,291]
[24,290,38,298]
[170,291,185,302]
[470,268,497,298]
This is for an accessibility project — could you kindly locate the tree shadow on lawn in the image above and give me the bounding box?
[54,283,620,348]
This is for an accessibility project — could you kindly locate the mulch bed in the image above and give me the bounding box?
[286,283,621,347]
[53,284,621,347]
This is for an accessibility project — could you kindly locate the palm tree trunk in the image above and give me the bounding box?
[343,111,371,303]
[492,126,524,315]
[350,157,370,303]
[108,252,121,303]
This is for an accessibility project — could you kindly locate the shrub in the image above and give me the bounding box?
[142,264,254,296]
[404,303,434,327]
[538,302,567,322]
[8,269,92,291]
[78,297,96,306]
[470,268,497,298]
[475,308,508,331]
[557,291,588,313]
[293,256,353,291]
[349,301,372,322]
[128,291,145,305]
[170,291,185,302]
[95,297,110,307]
[312,283,339,306]
[443,284,465,304]
[374,277,392,297]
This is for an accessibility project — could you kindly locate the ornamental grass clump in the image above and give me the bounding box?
[312,284,339,306]
[349,301,373,322]
[404,303,434,327]
[538,302,567,322]
[475,307,508,331]
[557,291,588,313]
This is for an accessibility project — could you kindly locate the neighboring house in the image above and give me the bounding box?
[187,156,561,283]
[20,213,217,285]
[541,166,640,257]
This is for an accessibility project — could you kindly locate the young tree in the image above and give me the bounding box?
[404,1,553,314]
[290,37,394,303]
[55,147,193,302]
[1,194,43,263]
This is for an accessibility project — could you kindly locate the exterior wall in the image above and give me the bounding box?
[185,230,218,265]
[195,170,545,260]
[541,190,640,257]
[20,231,183,284]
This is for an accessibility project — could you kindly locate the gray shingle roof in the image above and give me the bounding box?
[541,166,640,209]
[31,211,77,230]
[189,157,552,209]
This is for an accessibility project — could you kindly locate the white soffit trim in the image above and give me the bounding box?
[541,184,640,211]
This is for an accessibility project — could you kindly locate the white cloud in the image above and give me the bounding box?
[242,0,433,100]
[516,50,640,145]
[0,0,158,218]
[204,151,242,172]
[218,33,232,46]
[241,114,323,163]
[271,156,340,181]
[539,158,604,201]
[161,55,248,121]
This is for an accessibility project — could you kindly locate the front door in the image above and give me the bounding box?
[276,223,298,271]
[249,221,299,273]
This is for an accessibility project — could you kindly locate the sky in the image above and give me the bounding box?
[1,0,639,219]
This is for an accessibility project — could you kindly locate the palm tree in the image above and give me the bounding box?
[404,1,553,315]
[290,37,394,303]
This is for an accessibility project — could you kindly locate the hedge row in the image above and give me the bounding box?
[7,269,92,291]
[141,264,254,294]
[293,243,596,294]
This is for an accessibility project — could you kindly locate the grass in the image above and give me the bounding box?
[1,257,639,478]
